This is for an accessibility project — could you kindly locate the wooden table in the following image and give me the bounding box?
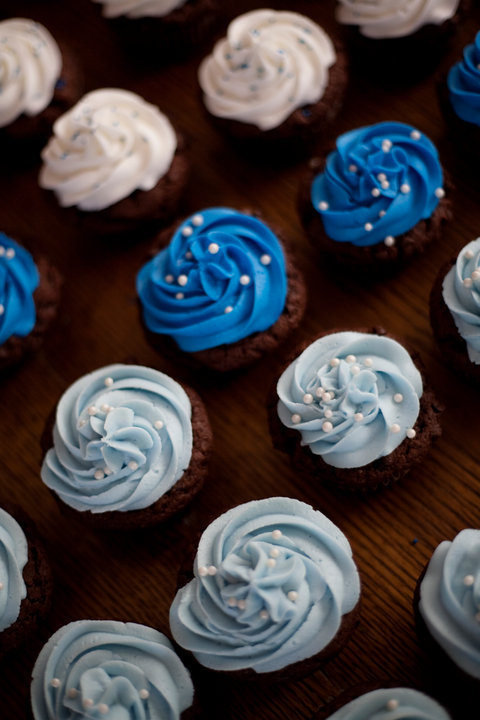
[1,1,479,718]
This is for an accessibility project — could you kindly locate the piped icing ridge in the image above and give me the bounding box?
[448,32,480,126]
[0,232,39,346]
[0,507,27,633]
[169,496,360,673]
[136,207,287,352]
[31,620,194,720]
[336,0,460,39]
[0,18,62,128]
[198,9,336,131]
[39,88,177,211]
[92,0,187,18]
[276,331,422,469]
[311,122,444,248]
[323,687,451,719]
[41,364,193,513]
[442,237,480,364]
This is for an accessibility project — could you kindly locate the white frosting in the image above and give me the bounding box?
[0,18,62,128]
[92,0,188,19]
[198,9,336,131]
[39,88,177,212]
[336,0,460,39]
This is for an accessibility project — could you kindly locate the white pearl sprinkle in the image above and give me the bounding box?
[322,421,333,432]
[330,358,340,367]
[348,164,358,173]
[464,278,473,288]
[208,565,217,575]
[406,428,416,439]
[393,393,404,403]
[291,413,301,424]
[371,187,381,197]
[390,423,401,433]
[381,180,390,190]
[165,274,174,283]
[227,597,237,607]
[139,690,150,700]
[198,566,208,577]
[386,699,399,711]
[303,393,313,404]
[154,420,164,430]
[400,183,411,194]
[354,413,363,422]
[5,248,15,259]
[176,292,184,300]
[100,404,110,413]
[104,377,113,387]
[382,139,392,152]
[379,210,386,218]
[287,591,298,602]
[364,222,373,232]
[208,242,219,254]
[0,305,4,315]
[192,214,204,226]
[237,599,246,610]
[410,130,421,140]
[346,354,356,363]
[0,246,4,256]
[98,704,109,715]
[270,547,280,558]
[324,391,334,401]
[472,270,480,281]
[87,406,97,416]
[67,689,78,699]
[224,306,233,314]
[465,250,474,259]
[83,699,94,709]
[185,251,192,259]
[177,274,188,286]
[315,387,324,397]
[377,173,387,182]
[239,274,250,285]
[94,469,104,480]
[384,236,395,247]
[182,226,193,237]
[50,678,61,688]
[128,461,138,471]
[364,357,373,367]
[272,529,282,539]
[324,409,333,419]
[318,201,329,211]
[104,468,112,475]
[259,609,269,619]
[464,574,475,586]
[267,558,276,568]
[351,364,361,375]
[260,254,271,265]
[0,582,3,590]
[78,420,86,428]
[435,187,445,199]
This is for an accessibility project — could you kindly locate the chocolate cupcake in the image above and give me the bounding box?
[268,330,442,493]
[299,122,450,274]
[136,207,306,372]
[39,88,189,237]
[311,687,452,720]
[40,364,212,530]
[169,497,361,681]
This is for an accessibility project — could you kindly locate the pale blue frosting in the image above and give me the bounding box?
[419,528,480,679]
[448,32,480,126]
[31,620,194,720]
[136,207,287,352]
[0,507,27,633]
[442,237,480,364]
[169,497,360,673]
[41,364,193,513]
[310,122,443,247]
[0,232,39,345]
[277,332,423,469]
[324,687,451,720]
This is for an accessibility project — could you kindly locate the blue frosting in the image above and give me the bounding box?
[324,687,451,720]
[136,207,287,352]
[310,122,443,247]
[0,232,39,345]
[448,32,480,126]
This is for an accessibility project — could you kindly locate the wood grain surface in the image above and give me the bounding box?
[1,1,480,718]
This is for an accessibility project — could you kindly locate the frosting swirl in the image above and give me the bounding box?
[0,507,27,633]
[92,0,187,18]
[31,620,194,720]
[324,687,451,719]
[198,9,336,131]
[336,0,460,39]
[0,18,62,128]
[276,332,422,469]
[448,32,480,126]
[136,207,287,352]
[39,88,177,211]
[311,122,444,247]
[419,529,480,679]
[0,232,39,346]
[169,496,360,673]
[442,238,480,364]
[41,364,193,513]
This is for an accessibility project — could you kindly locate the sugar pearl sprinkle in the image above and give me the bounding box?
[0,305,4,316]
[322,421,333,432]
[208,242,219,254]
[272,529,282,539]
[176,292,184,300]
[303,393,313,404]
[266,558,276,568]
[465,250,474,259]
[67,689,78,699]
[330,357,340,367]
[393,393,403,403]
[318,200,329,211]
[386,699,399,711]
[5,248,15,259]
[410,130,421,140]
[464,574,475,586]
[364,357,373,367]
[182,226,193,237]
[192,214,204,226]
[291,413,301,424]
[390,423,401,433]
[259,609,269,620]
[435,187,445,199]
[104,377,114,387]
[382,139,392,152]
[50,678,61,688]
[287,591,298,602]
[177,274,188,286]
[154,420,164,430]
[346,354,356,363]
[260,254,271,265]
[240,274,250,285]
[406,428,416,439]
[384,236,395,247]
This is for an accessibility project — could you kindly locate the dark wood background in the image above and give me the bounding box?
[1,1,480,717]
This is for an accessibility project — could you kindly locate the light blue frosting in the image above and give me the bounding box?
[442,237,480,364]
[277,332,423,469]
[419,528,480,679]
[0,507,27,633]
[448,32,480,126]
[136,207,287,352]
[30,620,194,720]
[324,687,451,720]
[310,122,443,247]
[169,497,360,673]
[41,364,193,513]
[0,232,39,345]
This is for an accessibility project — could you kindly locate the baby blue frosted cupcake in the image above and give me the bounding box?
[312,687,451,719]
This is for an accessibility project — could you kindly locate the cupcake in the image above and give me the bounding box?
[169,496,361,681]
[0,506,52,660]
[40,364,212,530]
[311,687,451,720]
[31,620,194,719]
[268,330,442,492]
[39,88,189,237]
[198,9,348,156]
[299,122,450,274]
[0,232,61,372]
[136,207,307,372]
[441,32,480,153]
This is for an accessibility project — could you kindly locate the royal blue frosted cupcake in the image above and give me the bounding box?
[299,121,451,273]
[441,32,480,153]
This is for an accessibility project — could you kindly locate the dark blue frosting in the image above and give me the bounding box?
[0,232,39,345]
[448,32,480,126]
[136,207,287,352]
[310,122,443,247]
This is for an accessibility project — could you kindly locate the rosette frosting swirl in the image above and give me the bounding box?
[336,0,460,39]
[0,507,27,633]
[0,232,39,346]
[169,497,360,673]
[324,687,451,719]
[419,529,480,679]
[311,122,444,247]
[92,0,187,18]
[0,18,62,128]
[31,620,194,720]
[276,332,423,469]
[448,32,480,126]
[442,238,480,364]
[39,88,177,211]
[41,364,193,513]
[198,9,336,131]
[136,207,287,352]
